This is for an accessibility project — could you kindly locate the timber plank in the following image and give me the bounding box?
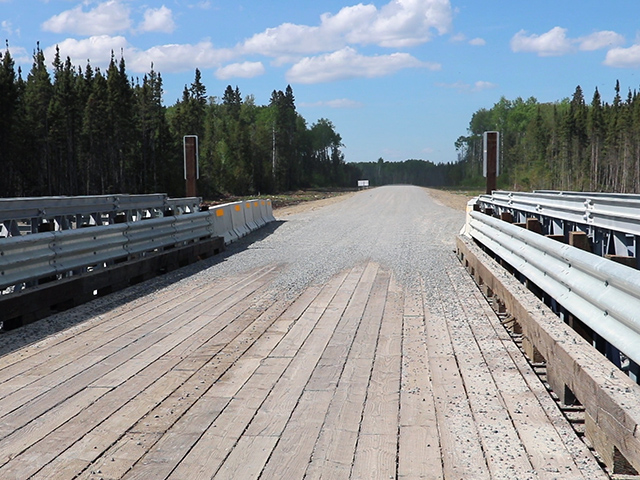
[0,267,277,423]
[214,436,279,480]
[0,265,276,380]
[424,299,491,480]
[244,265,371,438]
[3,270,281,477]
[358,275,400,436]
[75,432,163,480]
[86,299,291,476]
[460,272,609,480]
[0,386,111,472]
[168,359,291,480]
[118,268,353,478]
[448,265,598,480]
[351,434,397,479]
[398,283,442,479]
[31,372,185,480]
[260,267,390,478]
[440,273,537,479]
[259,390,334,479]
[34,278,279,468]
[352,273,401,479]
[268,267,356,358]
[305,266,387,479]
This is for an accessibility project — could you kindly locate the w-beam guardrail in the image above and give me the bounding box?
[0,198,275,295]
[467,209,640,366]
[0,194,201,237]
[476,190,640,265]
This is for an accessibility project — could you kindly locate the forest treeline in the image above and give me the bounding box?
[0,45,359,198]
[351,158,464,188]
[455,81,640,192]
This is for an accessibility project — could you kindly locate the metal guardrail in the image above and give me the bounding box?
[0,194,202,237]
[478,191,640,237]
[477,190,640,262]
[0,198,274,295]
[467,208,640,366]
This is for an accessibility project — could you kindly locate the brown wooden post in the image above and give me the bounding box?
[184,135,199,198]
[484,131,499,195]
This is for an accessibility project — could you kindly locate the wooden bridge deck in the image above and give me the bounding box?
[0,260,607,479]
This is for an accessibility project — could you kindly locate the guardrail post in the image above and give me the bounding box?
[569,231,591,252]
[500,212,513,223]
[526,218,542,234]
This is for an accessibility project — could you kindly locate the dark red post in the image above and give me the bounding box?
[184,135,198,197]
[484,131,499,195]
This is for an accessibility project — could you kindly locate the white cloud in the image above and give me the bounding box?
[511,27,625,57]
[299,98,364,108]
[43,36,235,73]
[42,0,132,36]
[1,20,16,37]
[215,61,265,79]
[286,47,439,84]
[578,31,624,51]
[473,80,496,91]
[604,44,640,68]
[436,80,496,92]
[139,6,176,34]
[510,27,573,56]
[469,37,485,46]
[130,41,235,73]
[240,0,452,58]
[191,1,212,9]
[241,23,335,57]
[43,35,130,69]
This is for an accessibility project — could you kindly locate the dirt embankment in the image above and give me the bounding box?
[424,188,478,212]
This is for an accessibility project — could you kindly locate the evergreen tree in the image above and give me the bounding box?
[0,44,20,196]
[23,43,53,195]
[49,49,81,194]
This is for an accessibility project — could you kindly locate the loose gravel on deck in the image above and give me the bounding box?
[0,185,464,355]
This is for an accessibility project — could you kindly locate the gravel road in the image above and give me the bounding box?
[0,185,465,354]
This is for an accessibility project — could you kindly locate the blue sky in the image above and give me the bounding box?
[2,0,640,164]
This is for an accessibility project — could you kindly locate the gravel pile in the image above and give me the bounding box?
[0,185,466,355]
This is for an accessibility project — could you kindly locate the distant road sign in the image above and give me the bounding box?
[358,180,369,188]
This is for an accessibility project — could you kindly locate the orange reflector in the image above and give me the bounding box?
[216,209,224,217]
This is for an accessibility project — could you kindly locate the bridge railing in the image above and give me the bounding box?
[460,194,640,474]
[0,198,275,295]
[467,209,640,366]
[0,194,202,237]
[476,190,640,263]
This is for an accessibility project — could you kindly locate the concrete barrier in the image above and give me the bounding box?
[244,201,259,231]
[230,202,250,238]
[254,200,266,227]
[265,199,276,222]
[211,204,237,244]
[210,199,275,245]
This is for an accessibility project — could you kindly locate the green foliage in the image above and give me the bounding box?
[455,84,640,193]
[0,47,355,197]
[351,158,469,188]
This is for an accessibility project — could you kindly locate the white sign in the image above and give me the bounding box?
[358,180,369,187]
